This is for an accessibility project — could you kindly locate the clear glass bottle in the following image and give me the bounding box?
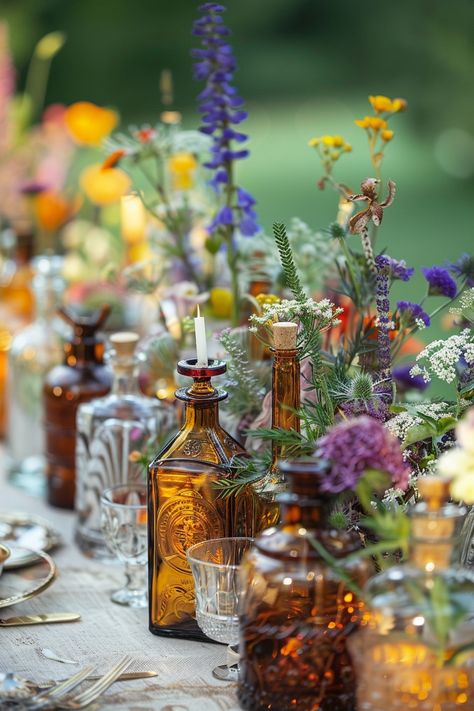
[349,476,474,711]
[43,306,112,509]
[238,459,370,711]
[7,255,67,495]
[148,358,261,641]
[75,331,176,559]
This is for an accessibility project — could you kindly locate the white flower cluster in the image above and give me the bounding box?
[386,402,453,443]
[410,328,474,384]
[450,288,474,321]
[248,298,342,332]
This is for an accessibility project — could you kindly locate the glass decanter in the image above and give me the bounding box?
[43,306,112,509]
[7,255,67,495]
[75,331,176,559]
[238,459,370,711]
[349,476,474,711]
[148,358,261,641]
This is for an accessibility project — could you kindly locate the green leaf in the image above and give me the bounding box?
[273,222,306,303]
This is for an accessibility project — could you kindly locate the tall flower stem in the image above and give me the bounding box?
[375,262,393,404]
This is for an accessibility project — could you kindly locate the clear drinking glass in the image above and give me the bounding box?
[187,537,254,681]
[100,484,148,608]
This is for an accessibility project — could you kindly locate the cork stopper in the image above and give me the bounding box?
[110,332,139,359]
[417,476,450,512]
[273,322,298,350]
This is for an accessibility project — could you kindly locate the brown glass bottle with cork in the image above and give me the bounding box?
[43,306,112,509]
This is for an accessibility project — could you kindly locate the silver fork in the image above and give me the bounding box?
[11,666,96,710]
[54,656,133,709]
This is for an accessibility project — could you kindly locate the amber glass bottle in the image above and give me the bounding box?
[43,306,112,509]
[148,359,259,641]
[238,459,370,711]
[270,322,300,472]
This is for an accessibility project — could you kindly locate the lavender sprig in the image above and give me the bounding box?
[192,3,258,323]
[374,255,393,404]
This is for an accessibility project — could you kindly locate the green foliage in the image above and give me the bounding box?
[272,222,306,303]
[213,451,272,498]
[219,330,266,416]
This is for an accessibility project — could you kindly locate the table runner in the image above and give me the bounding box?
[0,451,239,710]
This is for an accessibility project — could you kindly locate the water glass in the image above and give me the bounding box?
[100,484,148,608]
[187,537,254,680]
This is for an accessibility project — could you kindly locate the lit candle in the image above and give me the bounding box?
[194,305,208,367]
[121,194,146,244]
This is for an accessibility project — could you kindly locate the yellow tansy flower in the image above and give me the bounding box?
[322,135,335,146]
[308,137,321,147]
[80,164,131,205]
[369,95,393,113]
[354,117,370,129]
[343,143,352,152]
[381,129,394,142]
[65,102,118,146]
[168,152,197,191]
[333,135,344,147]
[392,98,407,112]
[368,117,388,131]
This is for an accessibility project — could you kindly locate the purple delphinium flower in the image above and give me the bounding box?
[396,300,431,328]
[449,253,474,288]
[191,3,259,237]
[392,363,429,394]
[375,254,414,282]
[315,416,410,494]
[374,257,393,404]
[422,265,457,298]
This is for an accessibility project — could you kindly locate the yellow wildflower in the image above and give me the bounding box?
[369,95,394,113]
[65,102,118,146]
[168,152,198,191]
[391,98,407,112]
[333,135,344,147]
[354,117,370,129]
[381,129,394,142]
[368,117,388,131]
[80,164,131,205]
[322,135,335,146]
[256,293,280,307]
[308,137,321,147]
[343,143,352,152]
[331,151,340,161]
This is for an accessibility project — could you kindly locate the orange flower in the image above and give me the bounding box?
[369,95,408,114]
[381,129,394,142]
[80,164,131,205]
[102,149,127,169]
[35,190,76,231]
[354,116,388,131]
[64,102,118,146]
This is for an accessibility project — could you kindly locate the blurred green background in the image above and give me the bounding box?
[2,0,473,338]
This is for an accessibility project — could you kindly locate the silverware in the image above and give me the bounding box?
[56,655,133,709]
[0,613,81,627]
[0,670,156,701]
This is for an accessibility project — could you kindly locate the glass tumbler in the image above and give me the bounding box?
[100,483,148,608]
[187,537,254,681]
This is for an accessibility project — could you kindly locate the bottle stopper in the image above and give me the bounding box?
[272,322,298,350]
[110,332,139,359]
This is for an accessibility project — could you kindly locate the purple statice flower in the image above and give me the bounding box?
[396,300,431,328]
[315,416,410,494]
[374,258,393,404]
[392,363,429,394]
[191,3,259,237]
[375,254,414,282]
[449,253,474,288]
[422,265,457,298]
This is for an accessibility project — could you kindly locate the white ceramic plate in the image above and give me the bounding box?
[0,513,61,569]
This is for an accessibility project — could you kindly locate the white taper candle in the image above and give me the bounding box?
[194,305,208,367]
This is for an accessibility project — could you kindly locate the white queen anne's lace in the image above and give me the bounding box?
[386,402,453,442]
[249,298,342,332]
[410,328,474,384]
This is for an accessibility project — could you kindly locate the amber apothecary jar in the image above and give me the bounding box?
[238,459,370,711]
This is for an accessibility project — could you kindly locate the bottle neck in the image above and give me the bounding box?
[280,494,328,529]
[409,505,460,571]
[183,398,220,429]
[272,348,300,466]
[111,364,140,396]
[64,340,106,367]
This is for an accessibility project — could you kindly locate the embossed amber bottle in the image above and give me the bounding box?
[43,306,112,509]
[238,459,370,711]
[148,358,258,641]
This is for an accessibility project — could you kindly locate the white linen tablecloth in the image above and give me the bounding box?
[0,450,239,710]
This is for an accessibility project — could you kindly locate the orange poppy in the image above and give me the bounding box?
[35,190,76,232]
[64,102,118,146]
